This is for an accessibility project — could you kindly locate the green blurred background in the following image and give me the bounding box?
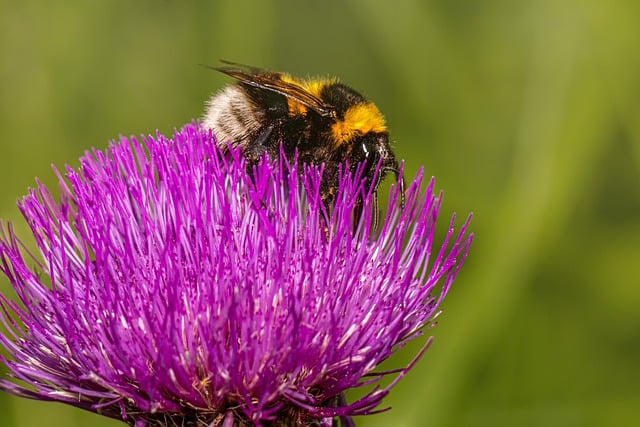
[1,1,639,426]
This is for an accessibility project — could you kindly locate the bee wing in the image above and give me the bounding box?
[210,61,336,117]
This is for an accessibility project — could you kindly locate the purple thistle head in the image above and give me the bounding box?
[0,124,472,426]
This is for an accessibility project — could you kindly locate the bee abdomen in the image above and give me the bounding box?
[202,85,263,148]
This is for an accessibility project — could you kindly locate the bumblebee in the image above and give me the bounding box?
[202,61,403,224]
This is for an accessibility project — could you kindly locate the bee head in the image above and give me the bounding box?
[325,91,404,206]
[349,130,405,227]
[357,131,402,194]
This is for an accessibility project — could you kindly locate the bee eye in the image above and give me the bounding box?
[361,140,371,157]
[359,138,381,175]
[360,134,384,161]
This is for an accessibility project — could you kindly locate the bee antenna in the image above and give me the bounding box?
[384,167,406,209]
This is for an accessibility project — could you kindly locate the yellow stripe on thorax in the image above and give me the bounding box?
[331,102,386,146]
[281,75,331,115]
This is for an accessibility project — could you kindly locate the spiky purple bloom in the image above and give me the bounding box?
[0,124,472,426]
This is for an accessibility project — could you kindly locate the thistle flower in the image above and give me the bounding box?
[0,124,472,426]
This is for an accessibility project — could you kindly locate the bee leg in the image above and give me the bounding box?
[353,191,379,233]
[245,125,275,163]
[353,196,363,233]
[393,168,406,209]
[372,191,379,230]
